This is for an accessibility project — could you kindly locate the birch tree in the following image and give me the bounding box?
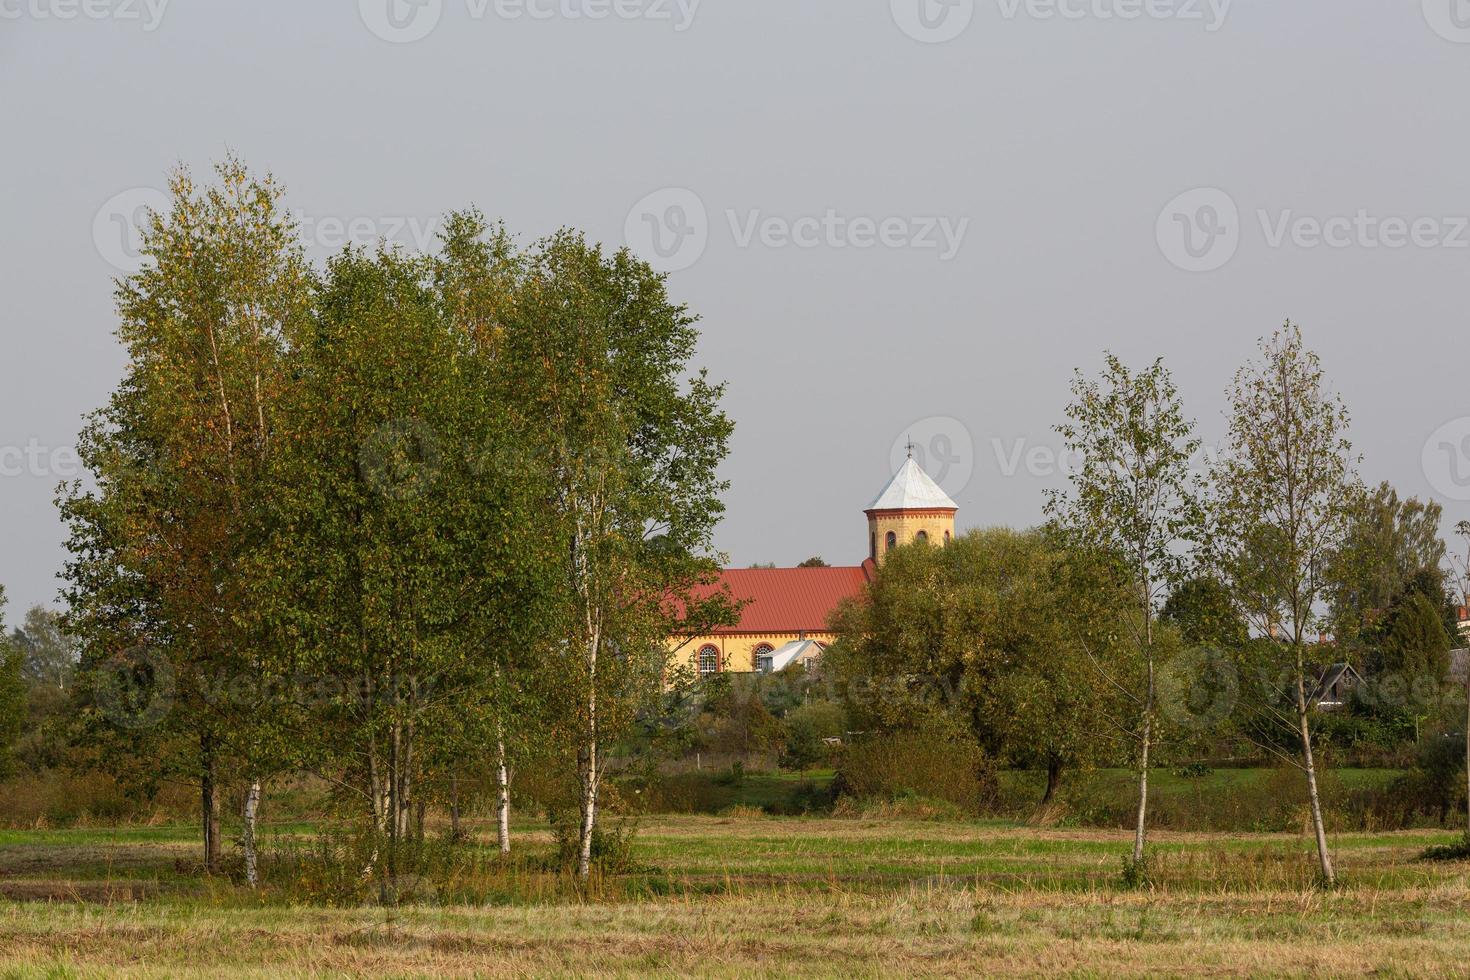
[502,232,732,880]
[61,160,311,880]
[1209,323,1360,887]
[1046,354,1200,877]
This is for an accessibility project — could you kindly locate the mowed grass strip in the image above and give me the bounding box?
[3,817,1470,976]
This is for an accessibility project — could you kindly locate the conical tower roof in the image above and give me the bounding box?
[866,457,958,512]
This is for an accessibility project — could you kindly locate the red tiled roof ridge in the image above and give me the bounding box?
[683,562,873,635]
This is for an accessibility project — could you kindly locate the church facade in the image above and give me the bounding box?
[670,455,958,677]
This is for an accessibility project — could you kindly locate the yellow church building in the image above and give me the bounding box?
[670,453,958,677]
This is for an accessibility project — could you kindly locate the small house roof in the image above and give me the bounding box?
[769,639,825,673]
[1310,662,1363,704]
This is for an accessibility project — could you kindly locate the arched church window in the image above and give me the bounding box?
[697,645,720,677]
[754,643,775,673]
[885,531,897,552]
[915,530,928,544]
[944,530,951,544]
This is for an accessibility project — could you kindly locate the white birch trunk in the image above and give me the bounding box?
[1295,658,1336,885]
[242,778,261,888]
[496,734,512,856]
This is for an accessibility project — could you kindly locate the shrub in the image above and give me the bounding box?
[1381,735,1466,827]
[1422,835,1470,862]
[779,702,845,773]
[547,811,642,874]
[835,731,995,815]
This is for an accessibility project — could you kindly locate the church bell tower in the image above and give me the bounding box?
[864,448,958,565]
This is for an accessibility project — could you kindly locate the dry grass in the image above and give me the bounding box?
[3,816,1470,977]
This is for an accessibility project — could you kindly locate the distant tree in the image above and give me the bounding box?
[1327,483,1448,646]
[0,589,26,780]
[1047,353,1201,872]
[797,557,829,568]
[1374,591,1453,678]
[1209,323,1360,887]
[10,607,78,692]
[1162,576,1249,650]
[828,528,1131,810]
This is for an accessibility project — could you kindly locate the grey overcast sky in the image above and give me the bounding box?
[3,1,1469,613]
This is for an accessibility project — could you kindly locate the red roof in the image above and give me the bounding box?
[685,562,874,635]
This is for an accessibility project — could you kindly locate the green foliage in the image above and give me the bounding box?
[1386,736,1465,827]
[779,702,844,773]
[836,729,995,814]
[828,528,1134,793]
[1162,577,1249,649]
[1119,855,1152,890]
[0,589,27,780]
[1374,592,1452,682]
[1326,483,1449,646]
[547,812,642,874]
[9,606,78,692]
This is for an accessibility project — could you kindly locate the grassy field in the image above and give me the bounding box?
[3,812,1470,977]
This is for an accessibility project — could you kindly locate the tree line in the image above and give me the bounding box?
[48,159,735,895]
[828,328,1466,887]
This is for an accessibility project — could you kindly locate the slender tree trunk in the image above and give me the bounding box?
[578,738,598,880]
[1464,674,1469,838]
[1294,655,1336,886]
[385,720,401,903]
[1040,758,1063,807]
[496,733,512,856]
[1132,598,1154,867]
[577,630,600,881]
[201,735,221,873]
[1133,708,1152,865]
[242,778,261,887]
[450,776,462,842]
